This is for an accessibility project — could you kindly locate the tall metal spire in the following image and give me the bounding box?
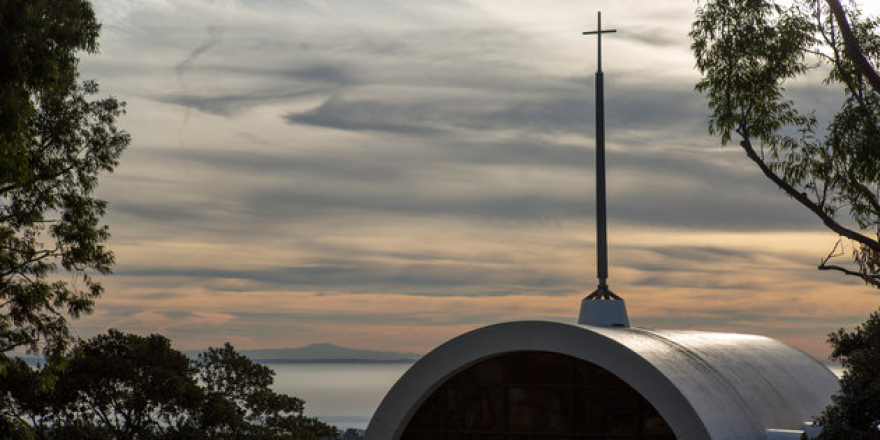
[583,12,618,300]
[578,12,629,327]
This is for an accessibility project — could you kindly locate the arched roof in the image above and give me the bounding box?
[366,321,839,440]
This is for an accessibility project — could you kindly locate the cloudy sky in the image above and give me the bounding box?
[73,0,880,358]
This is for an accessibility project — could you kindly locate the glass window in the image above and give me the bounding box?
[402,351,676,440]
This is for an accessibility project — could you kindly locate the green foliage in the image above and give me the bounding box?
[1,330,340,439]
[815,309,880,439]
[340,428,365,440]
[0,0,130,356]
[196,343,338,439]
[56,330,202,439]
[0,354,58,438]
[692,0,816,146]
[691,0,880,287]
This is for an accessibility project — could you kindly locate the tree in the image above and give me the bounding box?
[1,330,340,439]
[0,330,202,439]
[0,0,129,356]
[340,428,366,440]
[0,355,62,438]
[53,330,202,439]
[195,343,340,439]
[815,308,880,439]
[691,0,880,287]
[692,3,880,437]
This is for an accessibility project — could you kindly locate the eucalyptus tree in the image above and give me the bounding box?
[691,0,880,287]
[692,1,880,437]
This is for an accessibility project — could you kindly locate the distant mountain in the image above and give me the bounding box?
[187,343,420,363]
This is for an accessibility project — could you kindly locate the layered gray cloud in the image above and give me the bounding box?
[110,134,819,234]
[78,0,869,355]
[284,89,706,146]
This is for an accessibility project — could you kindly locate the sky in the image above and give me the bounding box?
[71,0,880,359]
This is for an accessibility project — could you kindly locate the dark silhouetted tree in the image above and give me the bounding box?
[0,0,129,357]
[691,0,880,287]
[815,308,880,439]
[53,330,202,439]
[196,342,339,439]
[1,330,339,439]
[0,355,61,438]
[340,427,365,440]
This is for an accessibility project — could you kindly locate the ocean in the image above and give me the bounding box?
[268,362,411,430]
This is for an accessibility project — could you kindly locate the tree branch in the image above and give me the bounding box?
[818,262,880,287]
[825,0,880,93]
[737,131,880,252]
[819,5,872,109]
[0,248,61,278]
[854,181,880,214]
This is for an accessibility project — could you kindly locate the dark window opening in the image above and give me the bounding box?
[401,351,676,440]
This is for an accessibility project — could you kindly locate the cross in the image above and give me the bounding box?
[582,12,616,73]
[582,12,619,300]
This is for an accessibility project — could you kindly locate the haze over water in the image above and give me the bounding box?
[268,363,410,430]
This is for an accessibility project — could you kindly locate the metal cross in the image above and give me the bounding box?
[582,12,619,300]
[582,11,616,72]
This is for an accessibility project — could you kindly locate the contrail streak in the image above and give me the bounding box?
[176,24,225,83]
[175,0,236,173]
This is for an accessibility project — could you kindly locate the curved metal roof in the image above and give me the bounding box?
[366,321,838,440]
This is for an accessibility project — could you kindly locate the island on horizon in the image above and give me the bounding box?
[186,342,421,364]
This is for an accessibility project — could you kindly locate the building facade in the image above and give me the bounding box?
[366,320,838,439]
